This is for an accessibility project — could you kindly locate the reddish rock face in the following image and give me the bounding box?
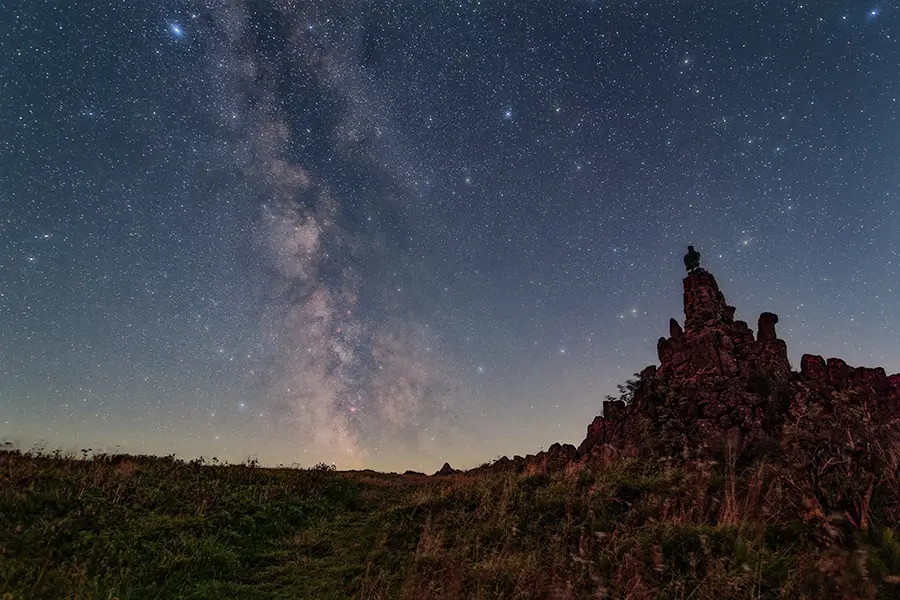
[801,354,828,381]
[827,358,852,388]
[682,269,733,332]
[854,367,891,395]
[890,374,900,394]
[579,267,900,459]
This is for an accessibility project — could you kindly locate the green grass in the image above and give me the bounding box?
[1,451,898,599]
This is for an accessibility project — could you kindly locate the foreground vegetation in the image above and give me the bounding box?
[1,447,899,599]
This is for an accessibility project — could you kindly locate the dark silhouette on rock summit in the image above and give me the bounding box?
[683,245,701,272]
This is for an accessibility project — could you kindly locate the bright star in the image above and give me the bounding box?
[169,23,184,37]
[503,109,513,120]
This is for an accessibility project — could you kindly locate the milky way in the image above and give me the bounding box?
[201,0,460,467]
[2,1,898,471]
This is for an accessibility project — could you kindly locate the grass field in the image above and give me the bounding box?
[2,449,899,599]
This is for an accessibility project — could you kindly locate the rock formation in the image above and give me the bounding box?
[467,444,580,476]
[465,265,897,475]
[579,267,900,459]
[433,462,457,476]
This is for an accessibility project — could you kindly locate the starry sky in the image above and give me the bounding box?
[2,1,899,472]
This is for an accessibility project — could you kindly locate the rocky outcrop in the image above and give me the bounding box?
[800,354,828,381]
[465,443,583,476]
[580,400,629,452]
[580,268,900,459]
[463,265,897,475]
[800,354,897,399]
[890,374,900,394]
[544,442,578,470]
[433,462,457,476]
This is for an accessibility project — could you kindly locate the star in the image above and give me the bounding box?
[6,0,900,477]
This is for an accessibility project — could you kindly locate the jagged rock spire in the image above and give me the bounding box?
[681,268,736,332]
[579,265,900,458]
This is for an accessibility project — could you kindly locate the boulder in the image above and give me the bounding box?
[801,354,828,381]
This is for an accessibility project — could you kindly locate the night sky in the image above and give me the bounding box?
[2,1,898,472]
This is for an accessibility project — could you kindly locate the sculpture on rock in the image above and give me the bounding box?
[684,245,701,272]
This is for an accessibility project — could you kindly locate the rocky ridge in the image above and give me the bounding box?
[579,267,900,459]
[467,267,900,473]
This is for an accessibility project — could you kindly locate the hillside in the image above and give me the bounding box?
[2,267,899,599]
[2,448,898,599]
